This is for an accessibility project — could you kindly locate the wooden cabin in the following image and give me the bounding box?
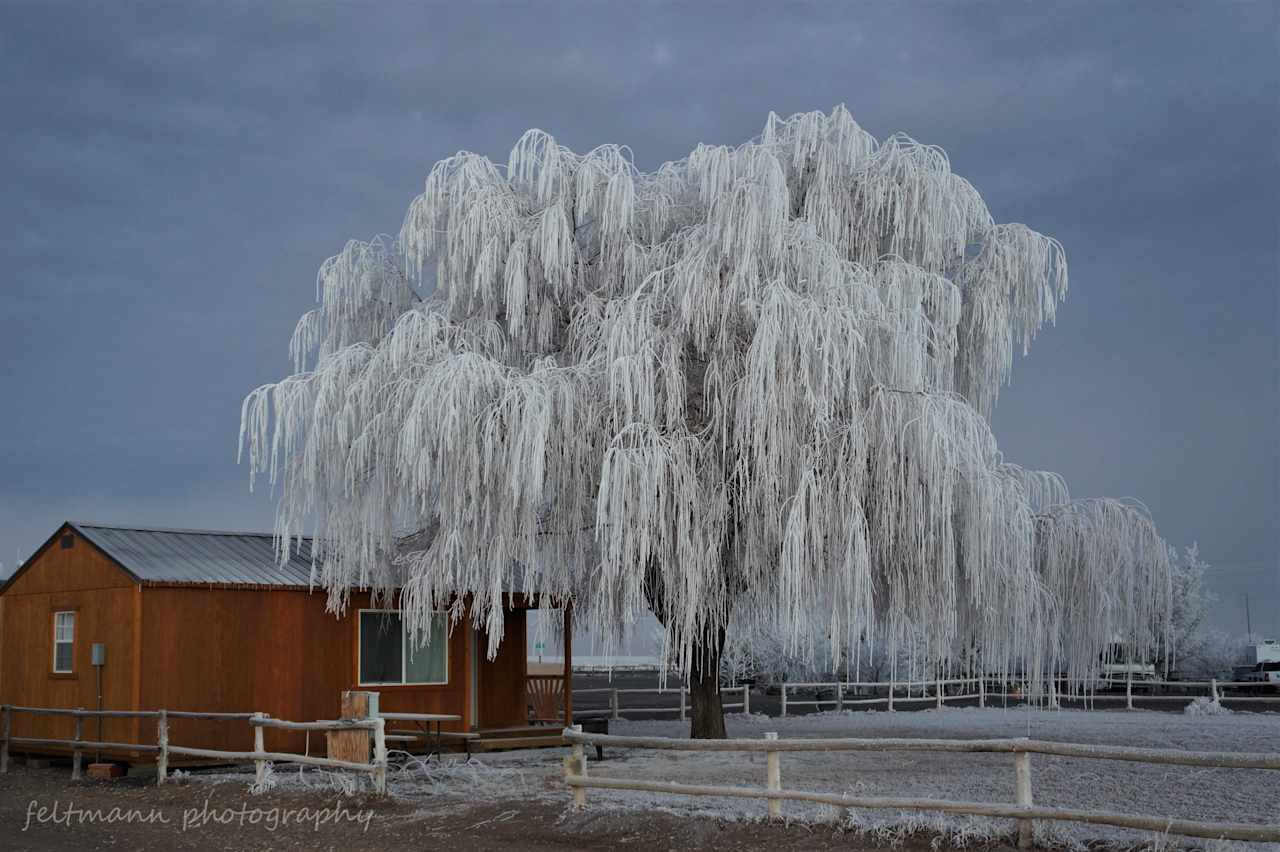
[0,522,572,761]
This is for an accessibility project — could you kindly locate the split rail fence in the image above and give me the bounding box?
[561,725,1280,845]
[575,676,1279,721]
[0,704,461,793]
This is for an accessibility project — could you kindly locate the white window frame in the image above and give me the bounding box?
[357,609,448,686]
[52,611,75,673]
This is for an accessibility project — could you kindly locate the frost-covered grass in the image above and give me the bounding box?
[186,708,1280,850]
[579,708,1280,849]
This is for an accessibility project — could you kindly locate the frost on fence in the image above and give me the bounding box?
[240,106,1171,685]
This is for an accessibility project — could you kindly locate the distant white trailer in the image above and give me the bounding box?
[1237,640,1280,691]
[1253,640,1280,665]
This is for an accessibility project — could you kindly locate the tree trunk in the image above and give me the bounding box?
[644,555,732,739]
[688,627,727,739]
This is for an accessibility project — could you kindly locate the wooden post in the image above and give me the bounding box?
[836,682,844,712]
[1211,678,1219,702]
[780,683,787,717]
[936,680,944,710]
[372,717,387,795]
[887,679,895,712]
[156,710,168,786]
[568,724,586,808]
[679,685,686,721]
[1126,670,1134,711]
[0,705,9,774]
[252,713,266,787]
[1015,749,1034,848]
[979,677,986,708]
[330,691,375,763]
[562,604,574,724]
[610,688,620,721]
[764,732,782,819]
[72,710,83,781]
[742,684,751,716]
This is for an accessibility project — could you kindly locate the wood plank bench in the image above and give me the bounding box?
[388,728,479,755]
[472,735,565,752]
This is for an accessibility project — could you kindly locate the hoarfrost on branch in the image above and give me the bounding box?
[241,107,1172,687]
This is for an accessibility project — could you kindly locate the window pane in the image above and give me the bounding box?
[404,614,447,684]
[359,612,403,684]
[54,642,73,672]
[55,612,74,642]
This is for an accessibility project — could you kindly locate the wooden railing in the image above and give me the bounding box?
[575,685,749,720]
[573,676,1278,721]
[527,674,570,724]
[561,725,1280,845]
[777,677,1280,714]
[0,705,389,793]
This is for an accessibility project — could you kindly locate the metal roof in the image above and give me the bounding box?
[71,523,316,588]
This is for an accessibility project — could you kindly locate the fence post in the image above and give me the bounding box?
[156,710,168,786]
[567,724,586,808]
[936,680,943,710]
[743,685,751,716]
[0,705,9,774]
[1211,678,1219,702]
[1126,670,1134,711]
[836,682,844,712]
[72,709,83,781]
[252,713,266,787]
[1015,749,1034,849]
[372,717,387,795]
[679,686,687,721]
[610,689,620,721]
[765,732,782,819]
[979,677,986,708]
[888,679,895,712]
[780,683,787,717]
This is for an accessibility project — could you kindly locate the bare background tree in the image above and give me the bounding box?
[242,107,1172,737]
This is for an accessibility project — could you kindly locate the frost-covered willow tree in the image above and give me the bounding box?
[241,107,1172,737]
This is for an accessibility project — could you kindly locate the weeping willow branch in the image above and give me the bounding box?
[240,105,1171,686]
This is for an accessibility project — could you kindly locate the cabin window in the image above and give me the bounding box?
[358,610,447,685]
[53,611,75,673]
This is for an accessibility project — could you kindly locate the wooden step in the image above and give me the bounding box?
[476,726,562,738]
[471,735,565,752]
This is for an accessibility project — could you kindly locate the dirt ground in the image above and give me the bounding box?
[0,760,1010,852]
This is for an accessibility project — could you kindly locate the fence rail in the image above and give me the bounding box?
[0,704,389,792]
[576,685,751,720]
[573,676,1279,722]
[560,726,1280,845]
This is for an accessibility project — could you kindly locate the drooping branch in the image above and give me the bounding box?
[241,106,1170,692]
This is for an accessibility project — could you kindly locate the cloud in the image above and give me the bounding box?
[0,2,1275,634]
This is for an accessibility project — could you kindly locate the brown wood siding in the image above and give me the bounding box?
[3,527,135,596]
[0,529,139,748]
[478,608,528,728]
[138,588,472,754]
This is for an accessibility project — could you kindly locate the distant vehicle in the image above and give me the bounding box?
[1236,661,1280,692]
[1221,642,1280,693]
[1231,664,1258,682]
[1097,641,1157,689]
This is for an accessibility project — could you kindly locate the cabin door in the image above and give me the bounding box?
[475,611,528,728]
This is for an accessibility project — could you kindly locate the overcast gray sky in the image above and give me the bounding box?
[2,2,1276,636]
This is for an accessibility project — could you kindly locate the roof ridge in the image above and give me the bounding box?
[72,522,312,540]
